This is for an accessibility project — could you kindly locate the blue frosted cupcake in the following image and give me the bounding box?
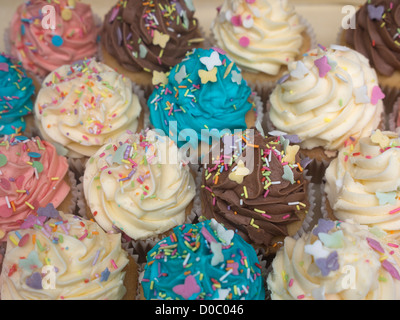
[140,219,265,300]
[0,53,35,136]
[147,47,259,150]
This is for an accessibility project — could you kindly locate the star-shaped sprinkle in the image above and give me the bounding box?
[367,4,384,21]
[315,251,339,276]
[290,61,309,79]
[100,267,111,282]
[198,67,218,84]
[376,191,397,206]
[354,85,370,104]
[314,56,332,78]
[371,129,390,148]
[200,51,222,71]
[216,288,231,300]
[312,219,335,236]
[305,240,330,260]
[319,230,344,249]
[231,70,242,85]
[282,145,300,165]
[371,85,385,105]
[228,160,250,184]
[20,215,47,229]
[152,30,170,49]
[172,275,201,299]
[174,65,187,84]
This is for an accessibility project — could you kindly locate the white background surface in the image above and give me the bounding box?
[0,0,366,53]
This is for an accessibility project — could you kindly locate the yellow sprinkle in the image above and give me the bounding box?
[9,235,19,246]
[243,186,248,198]
[25,201,34,210]
[51,177,59,181]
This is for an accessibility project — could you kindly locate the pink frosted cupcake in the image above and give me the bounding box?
[9,0,100,81]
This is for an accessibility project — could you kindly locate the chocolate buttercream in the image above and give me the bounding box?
[345,0,400,76]
[101,0,203,73]
[201,130,309,249]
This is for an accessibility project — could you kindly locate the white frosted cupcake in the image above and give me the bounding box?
[267,218,400,300]
[83,129,196,241]
[34,58,143,159]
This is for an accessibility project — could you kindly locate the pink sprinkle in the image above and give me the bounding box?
[288,278,294,287]
[282,214,290,220]
[389,207,400,215]
[246,0,256,3]
[262,213,271,219]
[82,135,89,141]
[111,259,118,270]
[231,15,242,27]
[99,152,106,158]
[239,36,250,48]
[263,190,269,198]
[297,294,305,300]
[388,243,399,248]
[371,86,385,105]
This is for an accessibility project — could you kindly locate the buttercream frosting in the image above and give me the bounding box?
[148,47,255,148]
[212,0,306,75]
[83,129,196,240]
[34,58,142,158]
[267,218,400,300]
[10,0,100,78]
[0,54,35,136]
[325,130,400,232]
[0,212,129,300]
[269,45,384,151]
[0,135,70,240]
[141,218,265,300]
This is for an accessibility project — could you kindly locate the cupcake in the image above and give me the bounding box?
[0,135,76,242]
[268,45,385,181]
[34,58,143,168]
[101,0,205,94]
[9,0,100,82]
[140,218,265,300]
[0,211,138,300]
[211,0,315,99]
[340,0,400,92]
[148,47,260,155]
[324,130,400,236]
[201,128,312,256]
[267,218,400,300]
[83,129,196,242]
[0,53,35,137]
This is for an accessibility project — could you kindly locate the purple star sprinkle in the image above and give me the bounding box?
[316,251,339,276]
[314,56,332,78]
[37,203,61,220]
[20,215,47,229]
[313,219,335,236]
[26,272,43,290]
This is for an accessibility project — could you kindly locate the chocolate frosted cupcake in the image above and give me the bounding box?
[101,0,204,94]
[201,128,312,255]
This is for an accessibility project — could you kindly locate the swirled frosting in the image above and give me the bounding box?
[0,54,35,136]
[83,129,196,240]
[34,58,142,158]
[141,219,265,300]
[0,212,129,300]
[325,130,400,232]
[10,0,100,78]
[345,0,400,77]
[101,0,203,74]
[212,0,306,75]
[201,129,309,249]
[0,135,70,240]
[148,47,255,148]
[269,45,384,152]
[267,218,400,300]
